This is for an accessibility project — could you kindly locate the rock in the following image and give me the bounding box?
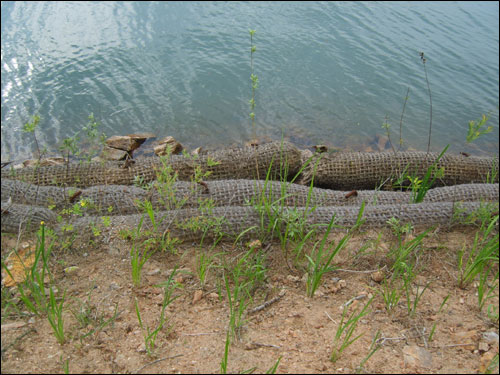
[192,290,203,304]
[313,145,328,153]
[191,147,203,156]
[245,139,260,148]
[127,132,155,142]
[371,270,385,283]
[478,342,489,352]
[286,275,300,283]
[100,146,129,161]
[154,136,183,156]
[247,239,262,250]
[375,134,389,151]
[482,331,499,345]
[453,330,479,351]
[403,345,433,369]
[63,266,79,275]
[479,350,498,373]
[105,135,145,152]
[207,292,219,300]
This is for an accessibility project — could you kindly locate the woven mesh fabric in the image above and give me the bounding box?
[1,141,301,188]
[304,151,499,189]
[1,202,58,233]
[3,178,498,217]
[62,202,492,241]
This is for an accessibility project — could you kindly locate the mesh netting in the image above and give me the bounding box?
[3,178,498,217]
[302,151,499,189]
[52,202,499,240]
[1,141,301,188]
[1,202,58,233]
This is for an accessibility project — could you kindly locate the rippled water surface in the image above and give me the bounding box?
[1,1,499,161]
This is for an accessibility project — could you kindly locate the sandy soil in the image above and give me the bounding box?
[1,225,499,374]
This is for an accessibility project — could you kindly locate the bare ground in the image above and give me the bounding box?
[1,225,499,374]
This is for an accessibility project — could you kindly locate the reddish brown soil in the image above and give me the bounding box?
[1,226,498,374]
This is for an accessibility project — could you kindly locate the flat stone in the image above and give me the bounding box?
[100,146,129,161]
[154,136,183,155]
[403,345,433,369]
[192,290,203,304]
[126,132,156,141]
[371,270,385,283]
[375,134,389,151]
[105,135,145,152]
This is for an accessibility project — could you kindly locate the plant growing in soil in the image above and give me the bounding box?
[305,202,365,297]
[330,296,373,363]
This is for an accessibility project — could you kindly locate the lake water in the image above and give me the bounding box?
[1,1,499,162]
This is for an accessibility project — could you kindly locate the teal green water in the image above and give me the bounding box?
[1,1,498,162]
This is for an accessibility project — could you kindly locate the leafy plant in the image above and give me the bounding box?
[466,113,493,143]
[135,268,181,356]
[330,297,373,363]
[306,202,365,297]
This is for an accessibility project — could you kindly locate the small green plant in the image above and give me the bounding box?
[135,268,180,356]
[196,250,223,287]
[220,330,231,374]
[46,287,66,344]
[457,213,499,289]
[394,145,448,203]
[22,114,42,159]
[130,216,156,288]
[477,266,499,312]
[428,294,449,342]
[381,115,396,154]
[484,353,499,374]
[1,222,56,315]
[466,113,493,143]
[306,202,365,297]
[330,297,373,363]
[356,330,382,373]
[223,247,268,339]
[58,112,107,164]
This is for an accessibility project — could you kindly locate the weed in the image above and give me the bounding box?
[381,115,396,154]
[2,223,56,315]
[466,113,494,143]
[306,202,365,297]
[266,356,282,374]
[130,216,156,288]
[330,296,373,363]
[22,114,43,160]
[356,330,382,373]
[220,330,231,374]
[135,267,181,356]
[223,247,267,339]
[457,213,499,289]
[46,286,66,344]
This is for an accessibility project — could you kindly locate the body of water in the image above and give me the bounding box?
[1,1,499,162]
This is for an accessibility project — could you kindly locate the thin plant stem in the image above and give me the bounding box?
[398,87,410,151]
[420,52,432,153]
